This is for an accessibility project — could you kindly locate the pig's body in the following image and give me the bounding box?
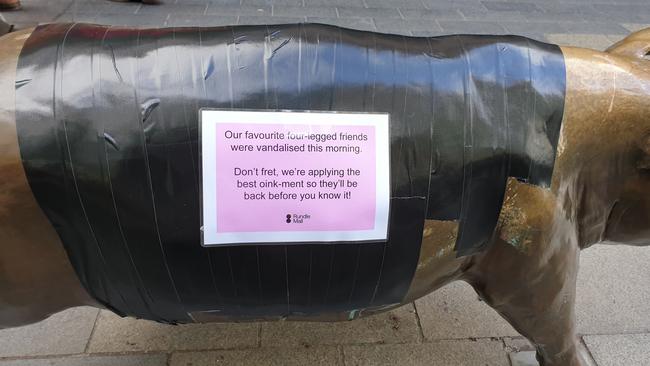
[1,24,649,366]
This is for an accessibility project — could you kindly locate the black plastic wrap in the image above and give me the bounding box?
[15,23,565,323]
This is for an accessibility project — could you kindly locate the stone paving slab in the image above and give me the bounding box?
[462,8,527,22]
[0,307,99,358]
[0,354,168,366]
[306,17,375,32]
[576,245,650,335]
[545,33,615,51]
[167,14,238,26]
[437,20,506,34]
[623,23,650,32]
[503,337,535,353]
[584,333,650,366]
[260,304,420,347]
[169,346,342,366]
[1,0,649,41]
[86,310,258,353]
[509,351,538,366]
[415,281,518,340]
[343,340,509,366]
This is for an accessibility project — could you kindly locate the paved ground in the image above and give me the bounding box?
[1,1,650,365]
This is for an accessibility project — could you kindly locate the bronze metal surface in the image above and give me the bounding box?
[407,28,650,366]
[461,29,650,366]
[403,220,463,303]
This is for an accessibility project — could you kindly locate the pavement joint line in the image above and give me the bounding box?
[0,353,85,362]
[0,350,167,362]
[412,302,426,344]
[577,330,650,336]
[163,345,340,354]
[579,335,598,365]
[82,351,174,356]
[370,17,378,31]
[433,18,442,33]
[82,310,101,354]
[0,350,172,362]
[501,338,515,366]
[338,345,346,366]
[52,0,76,22]
[259,338,419,349]
[257,323,262,348]
[396,8,405,20]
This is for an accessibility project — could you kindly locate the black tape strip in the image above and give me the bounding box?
[424,35,565,256]
[15,23,134,318]
[61,25,157,320]
[15,23,565,322]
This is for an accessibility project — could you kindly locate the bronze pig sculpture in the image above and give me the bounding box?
[1,23,649,366]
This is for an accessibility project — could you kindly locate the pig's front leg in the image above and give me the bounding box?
[467,239,590,365]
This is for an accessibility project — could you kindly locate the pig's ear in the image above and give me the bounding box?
[606,27,650,60]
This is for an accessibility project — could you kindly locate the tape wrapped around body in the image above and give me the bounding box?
[14,23,565,323]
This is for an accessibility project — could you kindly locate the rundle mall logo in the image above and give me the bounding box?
[286,213,311,224]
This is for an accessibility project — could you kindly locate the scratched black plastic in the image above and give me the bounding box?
[15,23,565,323]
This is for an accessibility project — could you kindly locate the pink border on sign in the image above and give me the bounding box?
[201,110,390,246]
[214,123,376,233]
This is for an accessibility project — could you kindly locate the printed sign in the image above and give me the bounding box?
[201,110,390,246]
